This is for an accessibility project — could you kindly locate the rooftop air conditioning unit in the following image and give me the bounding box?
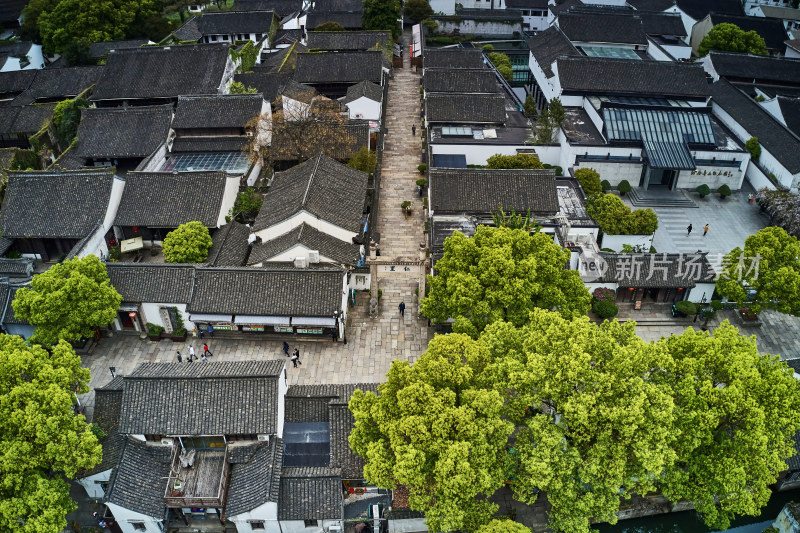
[308,250,320,264]
[257,435,269,442]
[161,438,174,446]
[294,256,307,268]
[326,526,342,533]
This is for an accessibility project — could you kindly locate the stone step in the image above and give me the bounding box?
[627,188,698,208]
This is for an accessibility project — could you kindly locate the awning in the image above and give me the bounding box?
[119,304,139,312]
[234,315,291,326]
[189,314,233,322]
[291,317,337,327]
[643,139,696,170]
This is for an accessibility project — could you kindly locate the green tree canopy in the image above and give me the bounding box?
[486,153,544,169]
[403,0,433,22]
[163,221,214,263]
[52,97,90,148]
[698,23,768,57]
[476,519,532,533]
[587,193,658,235]
[229,81,258,94]
[574,168,602,196]
[38,0,161,54]
[19,0,59,42]
[349,333,514,533]
[12,255,122,346]
[716,226,800,315]
[347,146,378,174]
[0,336,101,533]
[534,98,565,144]
[362,0,401,39]
[421,226,591,337]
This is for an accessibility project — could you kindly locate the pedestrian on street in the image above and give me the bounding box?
[748,193,754,204]
[201,354,208,363]
[398,301,405,317]
[283,341,290,356]
[703,224,709,236]
[412,124,416,137]
[292,348,301,367]
[203,343,213,357]
[177,351,182,363]
[189,345,195,360]
[687,223,693,236]
[207,324,214,338]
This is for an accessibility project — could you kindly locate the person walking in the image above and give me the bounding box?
[283,341,290,356]
[187,351,194,363]
[189,345,195,361]
[290,350,300,368]
[201,353,208,363]
[703,224,709,236]
[399,301,405,317]
[412,124,416,137]
[203,343,213,357]
[177,351,182,363]
[687,223,693,236]
[207,324,214,338]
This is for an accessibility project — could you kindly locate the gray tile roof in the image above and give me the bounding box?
[206,221,252,267]
[285,384,375,423]
[170,136,248,153]
[226,438,283,516]
[80,380,126,478]
[2,285,28,326]
[173,94,264,130]
[24,66,102,102]
[234,72,290,101]
[198,10,275,35]
[0,0,26,23]
[248,223,361,266]
[344,81,383,104]
[307,30,391,51]
[557,11,647,45]
[118,361,285,435]
[327,384,377,478]
[505,0,548,7]
[0,169,115,239]
[294,51,383,84]
[89,40,149,57]
[307,12,363,29]
[431,168,559,215]
[595,252,715,288]
[556,57,711,98]
[105,437,173,518]
[189,267,343,316]
[424,68,498,94]
[236,0,303,15]
[638,11,687,36]
[779,96,800,137]
[0,258,34,277]
[425,93,507,124]
[280,78,318,103]
[0,104,55,135]
[75,105,173,159]
[114,171,228,228]
[254,153,368,232]
[91,45,231,102]
[0,69,36,97]
[278,467,342,519]
[260,42,308,73]
[0,237,16,258]
[711,80,800,173]
[707,14,788,51]
[173,16,202,41]
[106,263,196,304]
[451,8,523,20]
[423,48,485,69]
[707,52,800,86]
[677,0,744,20]
[314,0,363,11]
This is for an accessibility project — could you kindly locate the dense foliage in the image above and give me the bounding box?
[229,81,258,94]
[488,52,513,82]
[587,193,658,235]
[52,97,90,149]
[698,23,768,57]
[535,98,565,144]
[486,153,544,169]
[362,0,401,38]
[574,168,602,196]
[163,221,214,263]
[403,0,433,22]
[347,146,378,174]
[755,188,800,237]
[229,188,263,222]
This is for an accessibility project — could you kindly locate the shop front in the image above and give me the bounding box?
[114,304,145,333]
[234,315,291,334]
[291,316,337,337]
[188,313,233,334]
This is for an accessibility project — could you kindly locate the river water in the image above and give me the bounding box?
[592,488,800,533]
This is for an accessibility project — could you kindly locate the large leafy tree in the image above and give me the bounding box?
[362,0,401,39]
[19,0,60,42]
[0,336,102,533]
[476,519,532,533]
[587,193,658,235]
[486,153,544,169]
[403,0,433,22]
[38,0,161,54]
[698,23,768,57]
[655,323,800,530]
[482,312,677,533]
[421,226,591,337]
[349,334,514,533]
[12,255,122,347]
[163,221,214,263]
[716,226,800,315]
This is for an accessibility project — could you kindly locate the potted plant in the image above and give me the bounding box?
[696,184,710,198]
[417,164,427,175]
[416,178,427,197]
[146,322,164,341]
[618,180,632,196]
[170,309,187,342]
[600,179,611,193]
[401,200,412,216]
[718,184,731,199]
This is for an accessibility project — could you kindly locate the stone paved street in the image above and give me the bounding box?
[77,45,434,420]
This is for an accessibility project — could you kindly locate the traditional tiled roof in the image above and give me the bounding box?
[106,263,196,304]
[344,81,382,104]
[280,78,318,103]
[0,258,34,277]
[0,69,36,97]
[711,80,800,173]
[779,96,800,137]
[505,0,548,7]
[526,26,580,78]
[706,52,800,86]
[79,380,126,478]
[271,121,369,161]
[234,71,290,101]
[307,30,390,51]
[173,16,202,41]
[431,168,559,215]
[558,11,647,45]
[451,7,522,20]
[627,0,676,10]
[206,221,252,267]
[0,169,115,239]
[226,438,283,516]
[118,361,285,435]
[260,41,308,73]
[188,268,343,316]
[23,66,102,102]
[285,384,373,423]
[707,14,788,52]
[0,0,26,23]
[2,285,28,326]
[425,93,507,124]
[278,467,342,520]
[173,94,263,130]
[327,384,377,478]
[423,48,485,69]
[198,10,275,35]
[556,57,711,98]
[294,51,383,84]
[424,68,498,94]
[75,105,172,159]
[171,136,249,153]
[595,252,715,288]
[248,223,361,265]
[638,11,687,36]
[678,0,743,19]
[106,437,173,518]
[115,171,228,228]
[314,0,363,10]
[89,40,148,57]
[307,12,363,29]
[0,236,15,257]
[91,45,231,102]
[0,104,54,135]
[236,0,303,15]
[254,153,368,232]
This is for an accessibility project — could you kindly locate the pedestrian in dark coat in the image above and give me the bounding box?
[177,351,182,363]
[207,324,214,338]
[283,341,290,356]
[412,124,416,136]
[398,301,406,316]
[687,223,693,236]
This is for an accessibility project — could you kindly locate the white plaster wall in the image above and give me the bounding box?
[787,47,800,59]
[646,40,675,61]
[346,97,381,122]
[388,518,429,532]
[430,0,456,14]
[217,176,241,227]
[247,161,263,187]
[105,503,162,533]
[759,97,786,126]
[283,96,310,121]
[104,175,126,229]
[277,366,288,438]
[573,161,643,187]
[229,501,279,532]
[533,144,562,167]
[690,15,713,52]
[601,233,654,252]
[528,52,559,102]
[677,166,742,190]
[220,56,238,95]
[688,282,715,303]
[698,54,719,80]
[434,19,523,37]
[661,43,691,60]
[0,44,45,71]
[349,271,370,290]
[139,303,194,333]
[279,519,341,533]
[523,14,549,31]
[136,142,169,172]
[581,99,604,138]
[430,143,529,166]
[76,469,112,499]
[746,161,778,190]
[254,211,356,242]
[259,243,336,264]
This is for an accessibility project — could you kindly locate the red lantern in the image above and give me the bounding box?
[128,312,136,318]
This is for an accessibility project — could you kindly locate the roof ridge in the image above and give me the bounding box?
[301,153,322,208]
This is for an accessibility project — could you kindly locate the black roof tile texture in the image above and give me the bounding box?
[557,11,648,45]
[75,105,173,159]
[294,51,383,84]
[105,437,173,517]
[423,48,485,69]
[173,94,264,130]
[527,26,580,77]
[708,14,788,51]
[278,467,342,519]
[248,223,360,265]
[707,52,800,85]
[425,93,507,123]
[424,68,498,94]
[307,30,391,51]
[198,10,275,34]
[106,263,196,304]
[226,438,283,516]
[206,221,252,267]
